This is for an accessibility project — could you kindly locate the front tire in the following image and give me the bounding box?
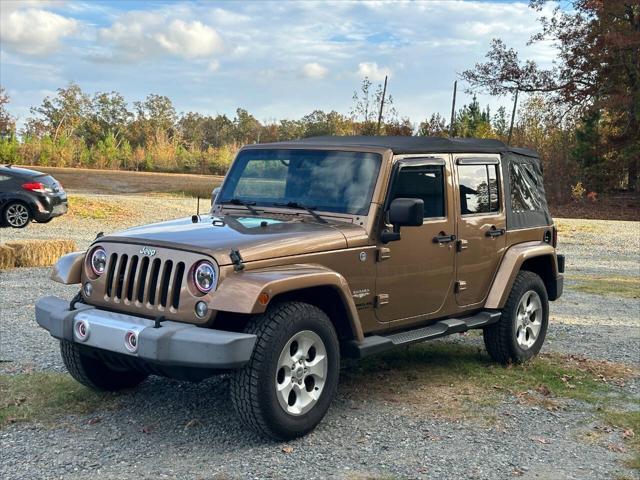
[60,340,148,391]
[230,302,340,440]
[483,270,549,364]
[3,201,32,228]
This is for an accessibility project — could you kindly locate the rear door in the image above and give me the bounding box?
[454,155,506,307]
[375,156,456,325]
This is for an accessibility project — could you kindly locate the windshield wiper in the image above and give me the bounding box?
[273,201,328,224]
[223,198,259,215]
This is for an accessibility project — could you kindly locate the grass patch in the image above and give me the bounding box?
[0,372,119,428]
[0,239,77,269]
[67,194,132,220]
[342,343,635,421]
[568,275,640,299]
[166,186,216,199]
[601,410,640,469]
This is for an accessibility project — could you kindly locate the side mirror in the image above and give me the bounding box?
[381,198,424,244]
[211,187,221,206]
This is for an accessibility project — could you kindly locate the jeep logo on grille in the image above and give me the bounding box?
[139,247,157,256]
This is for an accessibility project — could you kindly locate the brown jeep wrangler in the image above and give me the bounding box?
[36,136,564,439]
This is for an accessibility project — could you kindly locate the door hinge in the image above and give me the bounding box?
[455,281,467,293]
[375,293,389,307]
[456,239,469,253]
[377,247,391,261]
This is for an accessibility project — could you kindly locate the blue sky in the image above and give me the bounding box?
[1,1,558,130]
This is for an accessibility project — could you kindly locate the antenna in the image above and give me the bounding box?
[192,196,201,224]
[449,80,457,138]
[376,75,388,135]
[508,89,519,144]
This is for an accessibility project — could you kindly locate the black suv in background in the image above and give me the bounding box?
[0,166,68,228]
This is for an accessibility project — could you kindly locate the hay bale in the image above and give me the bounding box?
[3,239,78,268]
[0,244,16,269]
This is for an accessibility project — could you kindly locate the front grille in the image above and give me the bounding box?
[104,253,185,310]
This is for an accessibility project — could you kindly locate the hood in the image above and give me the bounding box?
[99,214,365,265]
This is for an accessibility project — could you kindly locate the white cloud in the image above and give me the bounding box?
[0,8,78,55]
[357,62,391,81]
[208,60,220,72]
[301,62,328,79]
[97,13,223,62]
[155,20,223,58]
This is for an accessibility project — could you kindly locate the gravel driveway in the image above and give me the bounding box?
[1,198,638,480]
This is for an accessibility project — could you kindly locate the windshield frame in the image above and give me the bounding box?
[217,148,384,217]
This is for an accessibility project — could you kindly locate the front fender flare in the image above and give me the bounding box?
[51,251,85,284]
[210,264,364,342]
[485,241,559,309]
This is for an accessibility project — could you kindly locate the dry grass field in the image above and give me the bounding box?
[15,165,223,198]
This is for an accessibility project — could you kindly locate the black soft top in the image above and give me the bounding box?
[282,136,538,158]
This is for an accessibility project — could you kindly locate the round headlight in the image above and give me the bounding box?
[90,247,107,276]
[194,261,216,293]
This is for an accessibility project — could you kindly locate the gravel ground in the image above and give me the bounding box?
[1,199,639,480]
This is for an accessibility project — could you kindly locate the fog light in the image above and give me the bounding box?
[75,320,89,341]
[83,282,93,297]
[195,301,208,318]
[124,330,138,353]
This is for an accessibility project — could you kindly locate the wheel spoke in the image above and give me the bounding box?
[306,354,326,380]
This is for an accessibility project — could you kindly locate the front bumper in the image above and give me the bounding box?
[35,296,256,369]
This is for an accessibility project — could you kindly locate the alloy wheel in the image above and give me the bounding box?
[515,290,542,350]
[6,204,30,227]
[275,330,328,416]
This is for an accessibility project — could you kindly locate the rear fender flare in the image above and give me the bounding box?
[485,241,559,309]
[211,264,364,342]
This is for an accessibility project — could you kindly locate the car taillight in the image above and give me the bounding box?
[552,225,558,248]
[22,182,48,193]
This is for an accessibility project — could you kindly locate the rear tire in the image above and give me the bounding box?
[3,201,32,228]
[230,302,340,440]
[60,340,148,391]
[483,270,549,364]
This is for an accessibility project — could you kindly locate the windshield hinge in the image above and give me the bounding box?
[229,249,245,272]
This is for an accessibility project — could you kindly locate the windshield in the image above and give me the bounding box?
[218,149,382,216]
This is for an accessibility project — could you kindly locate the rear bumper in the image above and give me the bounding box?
[35,296,256,369]
[549,254,565,301]
[33,195,68,222]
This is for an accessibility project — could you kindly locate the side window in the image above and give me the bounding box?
[391,165,445,218]
[458,164,500,215]
[510,162,543,212]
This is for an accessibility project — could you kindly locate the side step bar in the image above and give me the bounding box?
[343,311,501,359]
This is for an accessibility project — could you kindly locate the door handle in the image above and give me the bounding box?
[486,226,506,238]
[433,232,456,244]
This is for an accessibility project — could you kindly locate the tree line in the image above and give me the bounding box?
[0,0,637,203]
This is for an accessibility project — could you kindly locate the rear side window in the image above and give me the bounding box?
[510,163,544,212]
[390,165,445,218]
[458,164,500,215]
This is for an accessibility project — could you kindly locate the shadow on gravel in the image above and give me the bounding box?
[3,342,635,444]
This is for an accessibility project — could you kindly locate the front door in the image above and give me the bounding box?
[375,157,456,325]
[454,155,506,306]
